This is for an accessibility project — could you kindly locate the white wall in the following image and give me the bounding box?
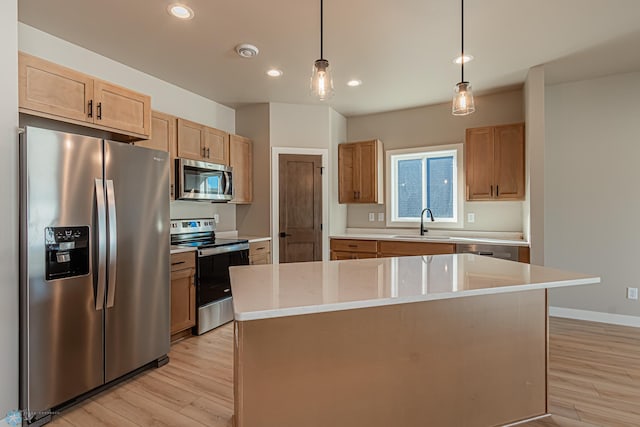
[545,71,640,317]
[18,24,239,228]
[270,103,332,149]
[524,66,545,264]
[0,0,19,416]
[330,109,348,235]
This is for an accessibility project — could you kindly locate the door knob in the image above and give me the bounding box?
[279,232,292,238]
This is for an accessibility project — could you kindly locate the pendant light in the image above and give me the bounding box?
[310,0,334,100]
[452,0,475,116]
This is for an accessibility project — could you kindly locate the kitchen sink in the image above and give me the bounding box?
[391,235,451,241]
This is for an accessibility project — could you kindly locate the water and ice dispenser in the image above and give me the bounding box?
[45,226,90,280]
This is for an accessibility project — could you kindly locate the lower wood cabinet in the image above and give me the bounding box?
[170,251,196,342]
[330,239,378,260]
[377,241,455,258]
[249,240,271,265]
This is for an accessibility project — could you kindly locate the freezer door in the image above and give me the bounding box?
[104,141,170,382]
[20,127,105,414]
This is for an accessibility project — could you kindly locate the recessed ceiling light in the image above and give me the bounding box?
[453,54,474,64]
[266,69,283,77]
[167,3,194,20]
[347,79,362,87]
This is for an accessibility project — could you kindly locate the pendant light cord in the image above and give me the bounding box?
[461,0,464,82]
[320,0,324,60]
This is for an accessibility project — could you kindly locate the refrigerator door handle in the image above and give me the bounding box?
[95,179,107,310]
[106,179,118,308]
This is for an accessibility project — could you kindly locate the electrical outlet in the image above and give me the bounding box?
[627,287,638,300]
[368,212,375,222]
[467,213,475,223]
[378,212,385,222]
[213,214,220,224]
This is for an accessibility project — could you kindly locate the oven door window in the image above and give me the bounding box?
[183,166,225,197]
[197,250,249,306]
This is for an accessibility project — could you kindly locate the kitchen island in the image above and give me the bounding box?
[229,255,599,427]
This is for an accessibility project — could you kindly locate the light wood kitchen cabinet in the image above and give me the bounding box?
[377,240,455,257]
[135,111,177,198]
[177,118,229,165]
[330,239,378,260]
[249,240,271,265]
[338,140,384,204]
[466,123,525,201]
[18,52,151,139]
[230,134,253,204]
[170,252,196,342]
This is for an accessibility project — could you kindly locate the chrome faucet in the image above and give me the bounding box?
[420,208,435,235]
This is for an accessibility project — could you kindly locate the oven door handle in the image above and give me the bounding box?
[198,243,249,257]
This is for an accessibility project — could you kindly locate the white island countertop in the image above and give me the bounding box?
[230,254,599,321]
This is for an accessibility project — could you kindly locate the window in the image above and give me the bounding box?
[386,144,463,227]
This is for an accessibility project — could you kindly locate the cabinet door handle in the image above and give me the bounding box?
[496,185,499,197]
[466,185,469,200]
[202,147,206,157]
[88,100,93,118]
[171,261,186,266]
[348,244,358,248]
[490,185,493,197]
[97,102,102,120]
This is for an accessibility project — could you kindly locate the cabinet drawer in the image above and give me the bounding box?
[171,251,195,272]
[378,241,455,256]
[250,253,271,265]
[249,240,271,256]
[330,239,378,253]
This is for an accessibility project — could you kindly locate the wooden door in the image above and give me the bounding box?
[135,111,177,198]
[93,79,151,137]
[279,154,323,263]
[230,134,253,203]
[204,127,229,165]
[18,52,94,123]
[177,118,205,160]
[466,127,494,200]
[494,124,525,200]
[357,141,378,203]
[338,143,357,203]
[170,268,196,334]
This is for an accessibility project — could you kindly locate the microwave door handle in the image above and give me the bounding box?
[95,179,107,311]
[106,180,118,308]
[224,171,231,195]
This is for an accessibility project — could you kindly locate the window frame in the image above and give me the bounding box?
[385,143,464,229]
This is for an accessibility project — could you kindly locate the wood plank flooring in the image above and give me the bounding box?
[49,317,640,427]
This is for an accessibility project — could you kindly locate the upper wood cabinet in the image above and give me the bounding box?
[18,52,151,139]
[338,139,384,204]
[229,134,253,204]
[177,118,229,165]
[466,123,525,201]
[135,111,177,198]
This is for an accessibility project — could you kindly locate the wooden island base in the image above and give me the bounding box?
[234,289,547,427]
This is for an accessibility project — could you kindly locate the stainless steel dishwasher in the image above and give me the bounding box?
[456,243,519,261]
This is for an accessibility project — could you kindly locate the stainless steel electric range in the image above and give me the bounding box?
[170,219,249,334]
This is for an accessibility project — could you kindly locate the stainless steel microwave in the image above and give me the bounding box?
[176,158,233,202]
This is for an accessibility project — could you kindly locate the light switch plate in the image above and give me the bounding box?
[467,213,475,223]
[378,212,385,222]
[213,214,220,223]
[368,212,375,222]
[627,287,638,300]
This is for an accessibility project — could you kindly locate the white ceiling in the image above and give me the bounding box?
[18,0,640,117]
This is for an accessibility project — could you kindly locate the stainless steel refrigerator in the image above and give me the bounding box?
[19,126,170,425]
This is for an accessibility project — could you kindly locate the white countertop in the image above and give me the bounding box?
[170,245,196,255]
[238,235,271,243]
[230,254,599,321]
[330,233,529,247]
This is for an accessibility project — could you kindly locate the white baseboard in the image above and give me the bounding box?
[549,306,640,328]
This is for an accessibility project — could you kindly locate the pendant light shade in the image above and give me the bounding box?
[310,0,334,100]
[452,81,475,115]
[452,0,475,116]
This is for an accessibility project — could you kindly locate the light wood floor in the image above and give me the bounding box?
[49,317,640,427]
